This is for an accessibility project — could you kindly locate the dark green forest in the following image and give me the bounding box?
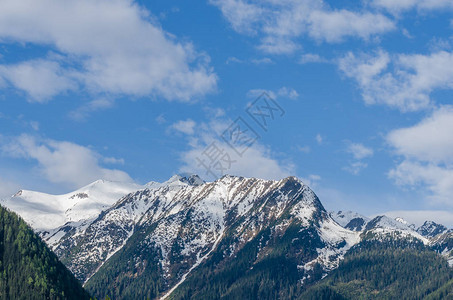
[84,224,165,300]
[0,205,90,300]
[301,241,453,299]
[169,223,323,300]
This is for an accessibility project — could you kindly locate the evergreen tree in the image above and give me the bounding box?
[0,205,91,299]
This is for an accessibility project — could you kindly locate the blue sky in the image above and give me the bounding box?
[1,0,453,225]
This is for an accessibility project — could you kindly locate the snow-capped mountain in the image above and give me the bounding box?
[1,180,146,230]
[417,221,449,238]
[361,215,429,244]
[36,175,360,295]
[2,174,451,299]
[330,210,370,231]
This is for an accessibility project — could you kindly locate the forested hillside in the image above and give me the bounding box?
[0,205,90,300]
[301,241,453,299]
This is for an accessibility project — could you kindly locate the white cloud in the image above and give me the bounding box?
[388,106,453,164]
[258,36,300,55]
[247,89,276,99]
[247,87,298,100]
[428,37,452,52]
[171,119,197,135]
[343,161,369,175]
[155,114,167,124]
[0,59,77,102]
[103,156,125,165]
[203,107,226,118]
[2,134,132,189]
[299,53,328,64]
[297,145,311,153]
[387,106,453,205]
[0,0,216,102]
[226,57,244,64]
[210,0,395,54]
[344,143,374,175]
[347,143,374,160]
[388,161,453,205]
[226,57,273,65]
[29,121,40,131]
[251,58,273,65]
[178,120,294,181]
[307,10,395,42]
[316,134,323,145]
[372,0,453,14]
[209,0,264,34]
[339,50,453,111]
[277,87,299,100]
[69,98,115,121]
[402,28,413,39]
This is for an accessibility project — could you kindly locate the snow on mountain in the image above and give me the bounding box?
[330,210,370,231]
[52,175,284,281]
[429,230,453,266]
[5,173,446,297]
[46,175,361,288]
[330,211,429,244]
[395,216,416,230]
[395,217,408,225]
[2,180,144,230]
[417,221,449,238]
[363,215,429,244]
[311,217,361,272]
[2,174,205,232]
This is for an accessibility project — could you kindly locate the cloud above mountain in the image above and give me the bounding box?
[0,0,216,102]
[1,134,132,189]
[387,106,453,205]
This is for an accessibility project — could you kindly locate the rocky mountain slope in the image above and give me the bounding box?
[3,174,452,299]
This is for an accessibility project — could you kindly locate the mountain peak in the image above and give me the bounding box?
[395,217,408,225]
[3,180,144,230]
[330,211,370,231]
[163,174,205,187]
[417,220,448,238]
[179,174,205,186]
[13,189,23,197]
[362,215,429,244]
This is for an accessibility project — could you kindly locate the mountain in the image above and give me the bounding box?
[430,231,453,267]
[3,174,452,299]
[0,205,90,299]
[417,220,449,238]
[361,215,428,244]
[330,211,370,231]
[301,240,453,299]
[1,180,145,230]
[83,176,359,298]
[36,175,357,299]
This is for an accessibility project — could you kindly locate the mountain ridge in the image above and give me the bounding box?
[2,174,452,299]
